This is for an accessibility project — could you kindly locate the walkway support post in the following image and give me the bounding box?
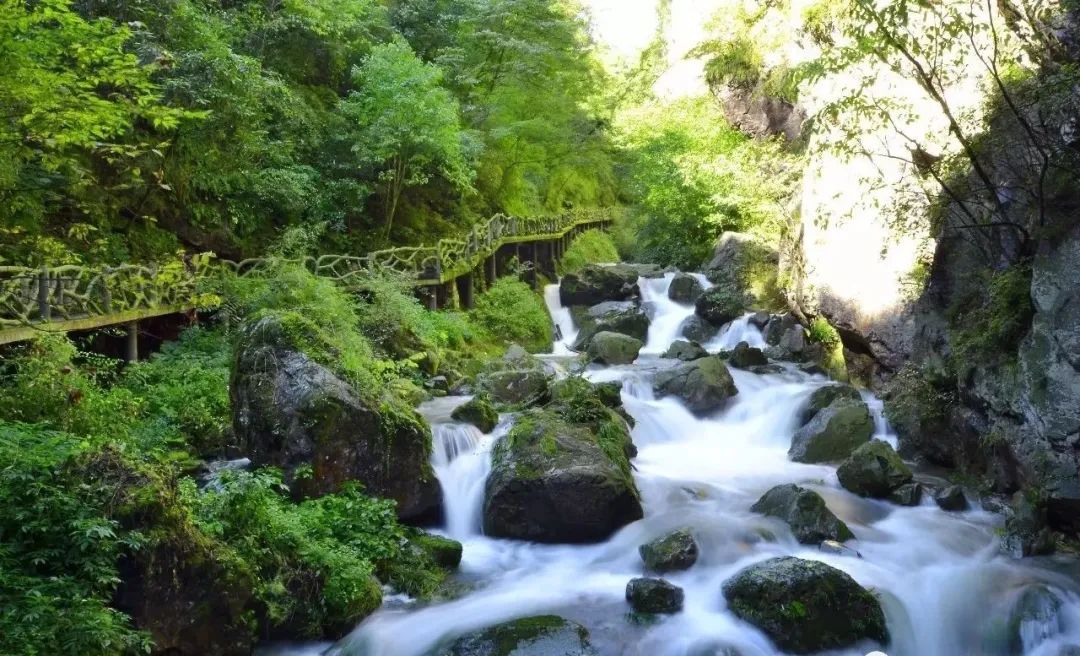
[37,268,51,321]
[125,321,138,362]
[458,274,474,310]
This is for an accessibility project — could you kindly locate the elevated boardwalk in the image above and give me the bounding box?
[0,208,613,349]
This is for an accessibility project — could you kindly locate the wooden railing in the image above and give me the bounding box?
[0,208,613,344]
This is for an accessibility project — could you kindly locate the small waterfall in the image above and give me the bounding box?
[430,416,511,540]
[640,273,711,354]
[861,390,900,450]
[543,283,578,355]
[704,313,767,351]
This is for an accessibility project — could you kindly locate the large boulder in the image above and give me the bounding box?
[1007,586,1064,653]
[231,315,441,520]
[1000,493,1056,558]
[435,616,597,656]
[639,529,699,572]
[721,557,888,654]
[451,395,500,433]
[695,286,749,326]
[729,341,768,369]
[703,232,781,308]
[662,340,709,361]
[680,315,720,343]
[653,355,738,415]
[764,313,800,346]
[475,349,553,408]
[586,331,642,365]
[483,410,643,543]
[571,301,649,350]
[560,264,640,306]
[799,384,862,425]
[934,485,969,511]
[626,577,684,614]
[668,273,705,304]
[788,398,874,463]
[836,440,913,498]
[751,484,854,544]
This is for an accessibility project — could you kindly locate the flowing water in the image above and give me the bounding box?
[304,273,1080,656]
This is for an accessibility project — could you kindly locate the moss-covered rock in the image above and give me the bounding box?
[452,396,500,433]
[668,273,704,304]
[729,341,768,369]
[788,398,873,463]
[639,529,699,572]
[560,264,641,306]
[680,315,720,343]
[751,484,854,544]
[695,285,749,326]
[483,410,643,543]
[626,577,684,614]
[721,556,888,654]
[571,301,650,350]
[799,384,862,425]
[662,340,709,361]
[410,531,464,569]
[586,331,643,365]
[231,315,441,520]
[836,440,913,498]
[653,355,738,416]
[703,232,783,310]
[435,615,598,656]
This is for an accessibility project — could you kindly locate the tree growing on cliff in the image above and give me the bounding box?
[344,40,473,240]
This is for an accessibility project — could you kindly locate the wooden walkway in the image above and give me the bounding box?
[0,208,613,348]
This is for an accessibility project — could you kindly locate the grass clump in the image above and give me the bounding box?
[559,229,620,275]
[470,277,553,354]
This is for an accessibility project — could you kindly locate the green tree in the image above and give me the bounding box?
[344,39,472,240]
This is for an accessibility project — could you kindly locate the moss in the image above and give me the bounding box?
[558,229,620,275]
[948,264,1034,365]
[451,395,499,433]
[807,317,848,381]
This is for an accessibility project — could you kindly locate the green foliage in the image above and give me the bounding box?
[808,317,841,349]
[949,265,1034,363]
[0,423,151,656]
[615,97,799,269]
[699,36,764,90]
[807,317,848,381]
[559,229,620,274]
[470,277,553,353]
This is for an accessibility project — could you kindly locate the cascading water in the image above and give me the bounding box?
[544,283,579,355]
[284,273,1080,656]
[639,273,712,354]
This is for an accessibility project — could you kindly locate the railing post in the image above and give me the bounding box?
[125,320,139,362]
[37,267,51,322]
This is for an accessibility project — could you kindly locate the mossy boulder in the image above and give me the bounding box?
[231,315,441,520]
[668,273,704,304]
[435,615,598,656]
[587,331,643,365]
[799,384,862,425]
[663,339,709,361]
[483,410,643,543]
[703,232,782,309]
[695,285,749,326]
[729,341,768,369]
[721,556,888,654]
[653,355,738,415]
[680,315,720,343]
[751,484,854,544]
[836,441,913,498]
[788,398,873,463]
[626,577,684,614]
[410,531,464,569]
[639,529,699,572]
[1000,493,1056,558]
[560,264,641,306]
[452,396,500,433]
[571,301,650,351]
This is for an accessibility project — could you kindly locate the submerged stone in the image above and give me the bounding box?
[888,482,924,507]
[653,355,738,415]
[751,483,854,544]
[435,615,598,656]
[729,341,768,369]
[639,529,699,572]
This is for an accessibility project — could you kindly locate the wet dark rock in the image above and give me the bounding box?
[426,375,450,394]
[639,529,699,572]
[748,364,786,375]
[1008,586,1064,653]
[586,331,643,365]
[836,440,913,498]
[695,286,749,326]
[626,577,685,614]
[572,301,650,350]
[560,264,641,306]
[751,484,854,544]
[663,340,709,361]
[934,485,969,511]
[669,273,705,304]
[764,314,800,346]
[721,556,888,654]
[231,315,441,519]
[1000,493,1056,558]
[435,615,598,656]
[788,398,874,463]
[653,355,739,415]
[799,384,862,425]
[680,315,720,343]
[729,341,768,369]
[483,410,642,543]
[888,482,924,507]
[452,396,500,434]
[476,370,551,408]
[749,312,771,329]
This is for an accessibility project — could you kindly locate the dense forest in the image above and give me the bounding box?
[3,0,1080,655]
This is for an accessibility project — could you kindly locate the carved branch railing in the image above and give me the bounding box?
[0,208,613,340]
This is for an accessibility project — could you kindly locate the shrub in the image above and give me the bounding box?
[470,277,553,353]
[807,317,846,381]
[559,229,620,274]
[808,317,840,348]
